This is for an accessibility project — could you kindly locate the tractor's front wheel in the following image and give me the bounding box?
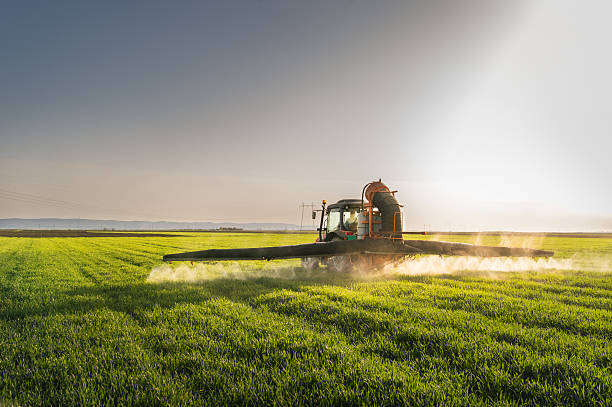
[326,236,354,272]
[301,257,320,270]
[326,255,353,273]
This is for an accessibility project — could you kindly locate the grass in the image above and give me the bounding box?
[0,232,610,406]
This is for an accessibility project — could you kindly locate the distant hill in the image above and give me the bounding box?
[0,218,304,231]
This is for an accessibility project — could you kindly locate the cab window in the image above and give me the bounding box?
[327,209,341,232]
[343,209,359,231]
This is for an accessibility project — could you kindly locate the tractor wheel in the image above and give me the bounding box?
[327,255,353,273]
[326,237,354,272]
[301,257,320,270]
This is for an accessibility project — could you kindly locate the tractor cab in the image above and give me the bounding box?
[319,199,362,241]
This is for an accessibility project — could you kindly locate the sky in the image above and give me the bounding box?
[1,1,611,231]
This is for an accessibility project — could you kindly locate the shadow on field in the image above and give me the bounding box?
[1,267,362,320]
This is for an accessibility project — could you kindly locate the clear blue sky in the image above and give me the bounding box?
[1,1,610,231]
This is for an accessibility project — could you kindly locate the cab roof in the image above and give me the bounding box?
[327,199,362,210]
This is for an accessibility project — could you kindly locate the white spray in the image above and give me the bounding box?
[383,255,574,276]
[147,256,579,283]
[147,246,610,283]
[147,262,316,283]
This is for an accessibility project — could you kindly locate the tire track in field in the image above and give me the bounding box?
[358,278,612,339]
[527,273,612,291]
[59,239,124,285]
[387,275,612,312]
[431,278,612,311]
[45,238,118,286]
[53,238,152,285]
[136,298,486,406]
[53,237,199,285]
[87,238,164,258]
[324,282,612,367]
[290,284,612,361]
[258,284,612,369]
[79,239,163,281]
[253,286,611,406]
[434,275,612,298]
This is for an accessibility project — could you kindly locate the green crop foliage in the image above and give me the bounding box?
[0,232,610,406]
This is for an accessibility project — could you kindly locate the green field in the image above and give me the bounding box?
[0,232,611,406]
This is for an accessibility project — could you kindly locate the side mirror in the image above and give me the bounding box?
[311,211,317,220]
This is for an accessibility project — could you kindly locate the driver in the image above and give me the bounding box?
[343,209,359,231]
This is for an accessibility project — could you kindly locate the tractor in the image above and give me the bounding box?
[163,180,553,270]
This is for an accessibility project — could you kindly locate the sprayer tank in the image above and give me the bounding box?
[357,212,382,239]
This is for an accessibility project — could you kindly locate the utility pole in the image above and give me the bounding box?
[298,202,318,231]
[299,202,304,231]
